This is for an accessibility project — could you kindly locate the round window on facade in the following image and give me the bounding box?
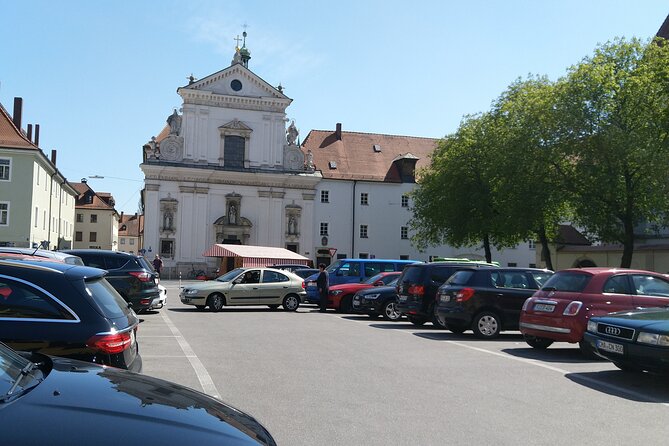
[230,79,242,91]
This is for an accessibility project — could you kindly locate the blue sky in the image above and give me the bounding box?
[1,1,667,214]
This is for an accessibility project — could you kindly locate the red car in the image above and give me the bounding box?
[519,267,669,354]
[326,272,401,312]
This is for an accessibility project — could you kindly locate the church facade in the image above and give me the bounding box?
[140,40,321,277]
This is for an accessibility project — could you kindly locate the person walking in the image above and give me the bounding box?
[317,263,329,312]
[153,254,163,276]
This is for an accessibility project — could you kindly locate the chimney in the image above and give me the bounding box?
[34,124,40,147]
[12,97,23,130]
[51,150,57,166]
[27,124,33,142]
[335,122,342,140]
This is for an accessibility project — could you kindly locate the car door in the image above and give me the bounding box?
[588,273,636,316]
[257,270,292,304]
[630,274,669,308]
[226,269,261,305]
[490,271,539,328]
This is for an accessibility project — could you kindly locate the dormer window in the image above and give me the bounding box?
[328,161,337,169]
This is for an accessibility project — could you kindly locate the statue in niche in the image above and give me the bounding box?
[228,204,237,225]
[286,120,299,146]
[288,216,297,234]
[167,110,182,136]
[306,149,314,170]
[163,210,173,230]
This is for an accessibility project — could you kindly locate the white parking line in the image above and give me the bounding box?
[344,317,669,407]
[160,310,220,399]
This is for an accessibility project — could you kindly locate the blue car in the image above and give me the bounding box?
[304,259,418,304]
[584,307,669,374]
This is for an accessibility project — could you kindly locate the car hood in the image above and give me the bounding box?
[594,307,669,331]
[185,280,232,291]
[330,283,370,292]
[357,285,397,295]
[5,357,275,445]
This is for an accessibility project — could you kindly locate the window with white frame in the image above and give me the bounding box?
[120,238,126,245]
[528,240,536,250]
[76,213,83,223]
[401,194,409,207]
[360,224,368,238]
[34,207,38,227]
[129,239,135,245]
[0,202,8,225]
[360,192,369,206]
[320,190,329,203]
[0,158,10,181]
[401,226,408,239]
[90,214,97,223]
[320,222,329,236]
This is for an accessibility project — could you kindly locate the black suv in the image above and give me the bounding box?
[396,261,498,327]
[0,258,142,371]
[64,249,160,312]
[435,267,553,338]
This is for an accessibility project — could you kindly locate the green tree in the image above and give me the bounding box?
[557,37,669,267]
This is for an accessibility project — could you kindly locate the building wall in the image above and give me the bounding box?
[73,208,118,250]
[540,245,669,273]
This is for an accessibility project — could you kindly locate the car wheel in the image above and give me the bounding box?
[282,294,300,311]
[207,293,225,312]
[382,300,402,321]
[447,324,467,334]
[430,304,447,329]
[407,315,426,326]
[339,295,353,313]
[614,362,644,373]
[195,305,206,311]
[472,311,501,339]
[524,335,554,350]
[267,305,279,310]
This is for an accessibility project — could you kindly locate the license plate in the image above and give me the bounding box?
[182,297,191,303]
[399,295,407,302]
[533,303,555,312]
[440,295,451,303]
[307,281,315,287]
[597,340,624,354]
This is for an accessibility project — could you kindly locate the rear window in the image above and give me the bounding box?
[446,270,475,286]
[85,278,132,318]
[400,266,426,283]
[136,257,154,271]
[541,272,591,292]
[430,266,456,283]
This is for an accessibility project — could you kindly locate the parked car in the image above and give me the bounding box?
[352,278,403,321]
[148,284,167,310]
[435,267,553,338]
[0,247,83,265]
[583,307,669,373]
[396,261,498,327]
[64,249,160,313]
[293,268,319,279]
[180,267,305,312]
[271,263,313,273]
[519,267,669,354]
[304,258,418,305]
[0,258,142,371]
[0,342,276,445]
[323,271,401,312]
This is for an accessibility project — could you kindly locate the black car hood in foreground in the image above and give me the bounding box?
[357,285,397,296]
[1,356,276,445]
[594,307,669,331]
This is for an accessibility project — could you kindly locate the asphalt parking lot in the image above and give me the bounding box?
[138,281,669,446]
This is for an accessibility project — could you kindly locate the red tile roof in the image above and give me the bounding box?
[301,128,439,181]
[0,102,36,149]
[119,213,143,237]
[71,182,117,211]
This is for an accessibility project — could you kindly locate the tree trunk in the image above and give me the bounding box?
[483,234,492,263]
[537,225,553,271]
[620,219,635,268]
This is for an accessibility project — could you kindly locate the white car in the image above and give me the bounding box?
[180,267,305,312]
[148,284,167,310]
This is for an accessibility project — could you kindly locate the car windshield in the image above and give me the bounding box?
[0,343,41,401]
[325,261,343,274]
[387,277,399,287]
[364,273,387,285]
[217,268,244,282]
[541,272,591,292]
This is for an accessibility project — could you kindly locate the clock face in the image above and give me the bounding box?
[161,138,180,161]
[231,79,242,91]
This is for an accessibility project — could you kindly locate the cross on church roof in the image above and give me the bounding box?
[234,35,242,48]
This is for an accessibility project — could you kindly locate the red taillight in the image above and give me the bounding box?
[302,281,306,289]
[129,271,152,282]
[140,298,151,305]
[455,288,475,302]
[408,285,425,296]
[563,301,583,316]
[87,331,133,354]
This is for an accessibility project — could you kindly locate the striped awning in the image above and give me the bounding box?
[202,244,311,268]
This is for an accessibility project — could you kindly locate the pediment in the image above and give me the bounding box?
[180,64,288,100]
[219,119,253,131]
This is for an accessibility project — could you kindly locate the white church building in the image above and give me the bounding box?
[140,36,535,276]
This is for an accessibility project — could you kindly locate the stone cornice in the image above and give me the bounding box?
[179,89,291,113]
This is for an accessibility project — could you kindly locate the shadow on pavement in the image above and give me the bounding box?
[414,331,525,342]
[501,346,604,364]
[565,370,669,403]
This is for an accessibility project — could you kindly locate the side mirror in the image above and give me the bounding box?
[233,278,242,285]
[374,281,383,286]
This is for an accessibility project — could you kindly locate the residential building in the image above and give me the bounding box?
[0,98,77,249]
[118,212,143,254]
[72,180,119,250]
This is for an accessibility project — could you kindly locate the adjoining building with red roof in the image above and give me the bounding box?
[71,180,119,250]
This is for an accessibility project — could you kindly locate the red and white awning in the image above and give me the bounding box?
[202,244,311,268]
